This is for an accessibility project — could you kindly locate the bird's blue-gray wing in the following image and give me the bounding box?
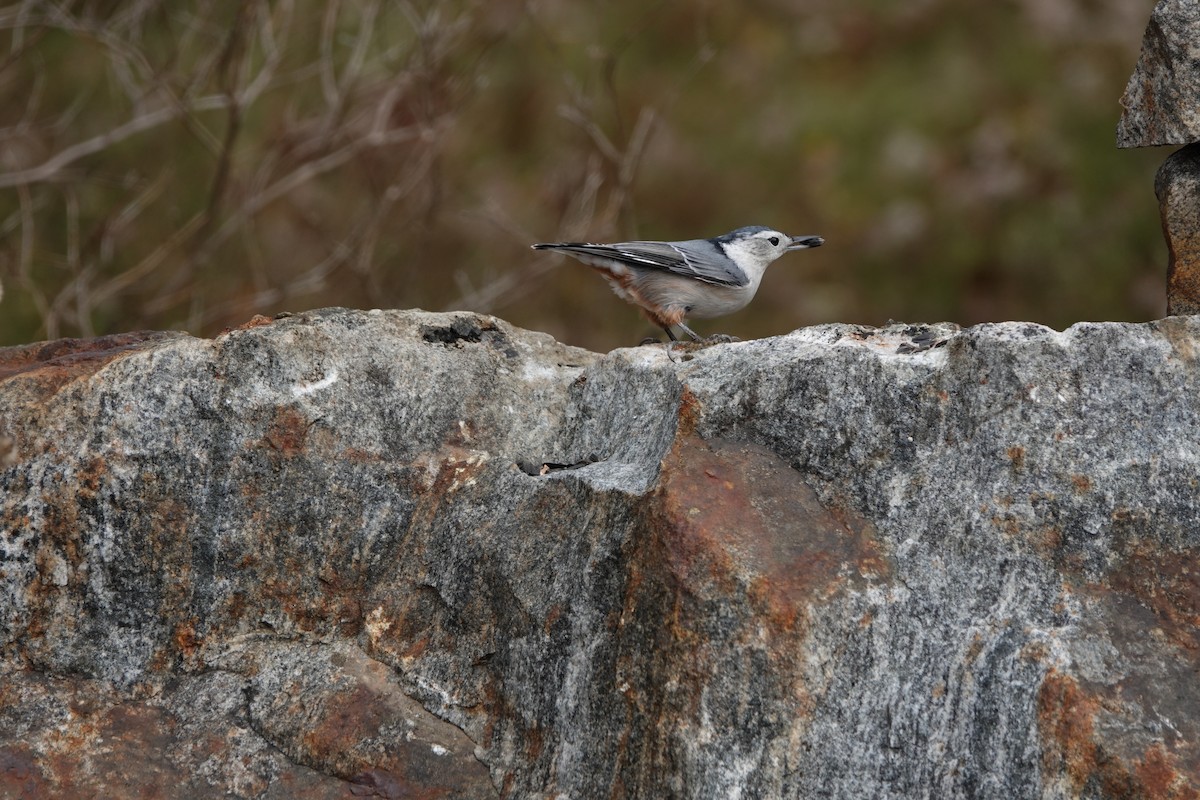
[533,239,748,287]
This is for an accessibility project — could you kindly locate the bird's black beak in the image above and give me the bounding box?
[787,235,824,250]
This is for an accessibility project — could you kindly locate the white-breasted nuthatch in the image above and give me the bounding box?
[532,226,824,341]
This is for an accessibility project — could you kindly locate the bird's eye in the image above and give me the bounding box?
[768,236,780,246]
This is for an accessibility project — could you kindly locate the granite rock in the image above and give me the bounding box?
[1118,0,1200,148]
[2,309,1200,798]
[1157,144,1200,316]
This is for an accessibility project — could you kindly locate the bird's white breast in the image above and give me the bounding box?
[633,270,763,319]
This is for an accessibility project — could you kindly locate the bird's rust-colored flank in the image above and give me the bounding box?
[586,263,684,331]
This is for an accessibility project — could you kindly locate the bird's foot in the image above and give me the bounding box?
[638,336,663,346]
[663,341,695,363]
[701,333,740,345]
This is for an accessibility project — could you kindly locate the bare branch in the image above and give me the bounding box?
[450,254,558,316]
[65,185,79,271]
[447,199,559,314]
[343,0,380,94]
[619,106,656,189]
[103,168,172,263]
[14,182,52,337]
[370,78,408,137]
[565,155,606,240]
[239,0,292,106]
[88,211,207,307]
[43,169,175,332]
[319,0,342,108]
[63,188,95,336]
[0,0,492,341]
[201,122,425,256]
[0,5,47,80]
[557,103,623,166]
[0,93,231,188]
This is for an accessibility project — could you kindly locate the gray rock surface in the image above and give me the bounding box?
[1158,144,1200,315]
[2,308,1200,798]
[1117,0,1200,148]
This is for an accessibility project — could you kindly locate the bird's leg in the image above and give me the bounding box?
[677,320,738,345]
[659,325,687,363]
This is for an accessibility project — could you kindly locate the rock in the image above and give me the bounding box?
[1118,0,1200,148]
[3,308,1200,797]
[1157,144,1200,315]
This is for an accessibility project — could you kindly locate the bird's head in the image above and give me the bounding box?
[714,226,824,278]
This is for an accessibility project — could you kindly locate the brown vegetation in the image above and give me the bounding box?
[0,0,1168,350]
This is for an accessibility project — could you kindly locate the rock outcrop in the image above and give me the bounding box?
[1117,0,1200,149]
[1157,145,1200,316]
[3,308,1200,798]
[1119,0,1200,316]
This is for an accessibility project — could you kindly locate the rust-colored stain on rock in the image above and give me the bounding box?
[38,701,188,798]
[261,566,364,636]
[232,314,276,331]
[1109,543,1200,653]
[1039,670,1200,799]
[675,386,703,437]
[1158,316,1200,362]
[259,646,494,800]
[0,672,412,799]
[1159,145,1200,316]
[172,620,203,658]
[1038,670,1102,789]
[1138,745,1200,800]
[1166,220,1200,317]
[261,405,313,456]
[0,745,52,799]
[1006,445,1026,472]
[0,331,178,391]
[656,436,890,635]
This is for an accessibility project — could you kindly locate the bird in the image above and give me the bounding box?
[532,226,823,342]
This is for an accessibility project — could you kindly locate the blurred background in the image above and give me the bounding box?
[0,0,1170,351]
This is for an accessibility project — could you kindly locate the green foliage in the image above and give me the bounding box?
[0,0,1169,350]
